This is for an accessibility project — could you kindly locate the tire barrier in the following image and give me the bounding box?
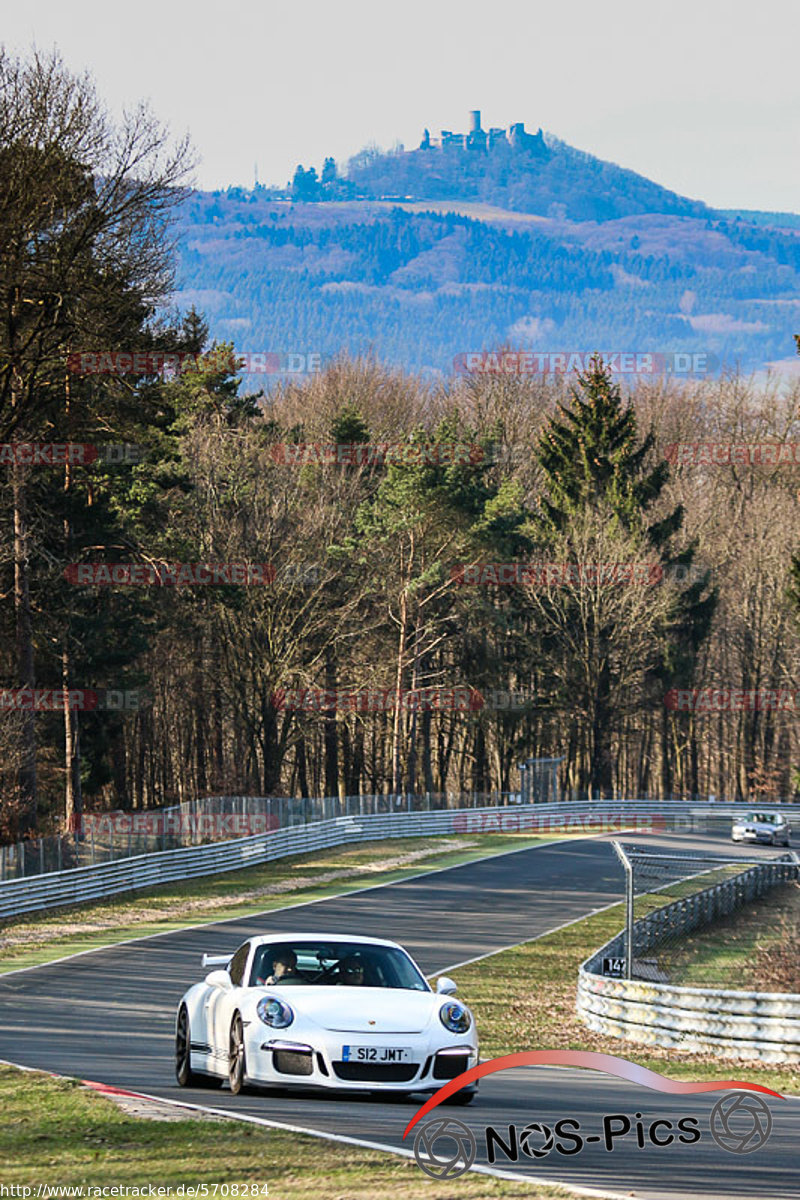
[577,859,800,1064]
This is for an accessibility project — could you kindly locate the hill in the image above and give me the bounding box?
[171,120,800,381]
[344,131,711,223]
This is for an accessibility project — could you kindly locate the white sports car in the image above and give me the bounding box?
[175,932,478,1102]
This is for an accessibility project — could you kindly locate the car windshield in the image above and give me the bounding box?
[249,941,429,991]
[750,813,778,824]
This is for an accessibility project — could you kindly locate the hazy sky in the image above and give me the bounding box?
[4,0,799,211]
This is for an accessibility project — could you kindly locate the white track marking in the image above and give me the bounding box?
[434,897,625,974]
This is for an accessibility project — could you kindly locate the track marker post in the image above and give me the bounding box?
[612,840,635,981]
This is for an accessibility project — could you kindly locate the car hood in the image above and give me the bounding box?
[263,985,442,1033]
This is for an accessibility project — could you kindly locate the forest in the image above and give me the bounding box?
[2,50,800,841]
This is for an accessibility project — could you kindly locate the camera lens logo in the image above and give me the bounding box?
[413,1117,477,1179]
[709,1093,773,1154]
[519,1121,555,1158]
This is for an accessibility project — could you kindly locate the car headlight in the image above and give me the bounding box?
[257,997,294,1028]
[439,1001,471,1034]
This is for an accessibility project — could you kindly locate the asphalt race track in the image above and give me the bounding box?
[0,833,797,1199]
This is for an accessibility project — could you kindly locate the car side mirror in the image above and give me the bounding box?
[205,969,233,989]
[436,976,458,995]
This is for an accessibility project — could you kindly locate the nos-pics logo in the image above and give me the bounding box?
[413,1117,476,1179]
[413,1095,775,1180]
[406,1051,783,1180]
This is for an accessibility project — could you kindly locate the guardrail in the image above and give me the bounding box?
[577,858,800,1063]
[0,798,786,922]
[3,792,797,881]
[1,792,511,880]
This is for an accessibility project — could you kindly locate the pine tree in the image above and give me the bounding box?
[534,359,715,798]
[330,404,370,446]
[537,358,674,539]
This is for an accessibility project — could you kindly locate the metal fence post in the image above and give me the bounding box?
[609,841,635,980]
[625,858,634,980]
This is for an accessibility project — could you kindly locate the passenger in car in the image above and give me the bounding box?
[258,948,302,986]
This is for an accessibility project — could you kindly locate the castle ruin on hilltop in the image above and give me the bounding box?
[419,110,547,154]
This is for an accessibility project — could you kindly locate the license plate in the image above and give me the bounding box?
[341,1044,412,1063]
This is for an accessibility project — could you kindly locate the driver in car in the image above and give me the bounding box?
[335,954,366,986]
[259,948,302,986]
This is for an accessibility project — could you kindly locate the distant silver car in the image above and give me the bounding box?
[731,810,791,846]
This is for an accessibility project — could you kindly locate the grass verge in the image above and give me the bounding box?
[0,1064,581,1199]
[661,882,800,990]
[0,833,557,975]
[450,902,800,1095]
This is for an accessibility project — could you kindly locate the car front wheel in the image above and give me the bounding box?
[229,1013,247,1094]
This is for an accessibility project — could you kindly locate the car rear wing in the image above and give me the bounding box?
[201,954,231,968]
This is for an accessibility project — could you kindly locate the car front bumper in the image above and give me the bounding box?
[243,1028,479,1092]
